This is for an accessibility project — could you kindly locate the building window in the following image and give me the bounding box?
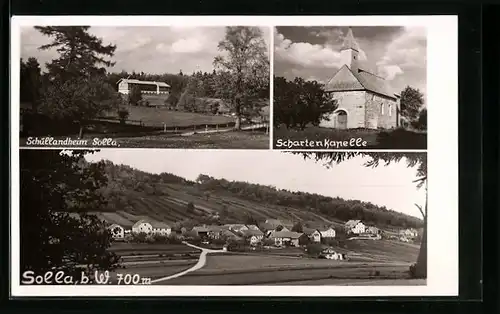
[388,104,392,116]
[380,103,384,115]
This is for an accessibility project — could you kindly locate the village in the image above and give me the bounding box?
[105,216,422,260]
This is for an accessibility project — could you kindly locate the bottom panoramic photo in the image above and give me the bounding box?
[18,149,427,287]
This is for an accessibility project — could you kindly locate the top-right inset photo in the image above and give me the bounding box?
[273,26,427,150]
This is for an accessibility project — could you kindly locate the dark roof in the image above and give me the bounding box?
[259,222,274,231]
[242,229,264,237]
[302,227,320,235]
[269,231,303,239]
[325,65,397,100]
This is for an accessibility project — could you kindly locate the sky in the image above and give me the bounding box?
[83,149,426,218]
[20,26,271,75]
[274,26,427,98]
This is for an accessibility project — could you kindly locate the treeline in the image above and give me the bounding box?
[273,76,337,130]
[195,174,423,229]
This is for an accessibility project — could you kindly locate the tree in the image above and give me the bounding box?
[35,26,116,80]
[412,108,427,131]
[187,202,195,213]
[20,57,42,108]
[20,149,120,279]
[273,76,337,129]
[39,76,121,138]
[213,27,269,130]
[400,86,425,123]
[293,151,427,278]
[35,26,120,138]
[128,85,143,106]
[117,107,129,124]
[245,214,258,226]
[291,222,303,233]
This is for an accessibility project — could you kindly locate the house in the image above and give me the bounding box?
[207,225,225,239]
[320,247,345,260]
[318,227,336,238]
[241,229,264,245]
[258,222,274,233]
[192,226,210,238]
[108,223,125,239]
[246,224,260,231]
[345,220,366,235]
[117,78,170,95]
[221,229,242,241]
[366,226,380,235]
[150,221,171,236]
[399,228,419,239]
[319,28,401,130]
[302,228,322,243]
[132,220,153,234]
[223,224,249,233]
[268,231,303,247]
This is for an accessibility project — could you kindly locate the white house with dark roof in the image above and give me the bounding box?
[108,223,125,239]
[132,220,153,234]
[241,229,265,245]
[318,226,336,238]
[117,78,171,95]
[150,221,171,236]
[320,27,401,130]
[345,220,366,235]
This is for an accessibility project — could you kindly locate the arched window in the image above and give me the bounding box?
[380,103,384,115]
[388,104,392,116]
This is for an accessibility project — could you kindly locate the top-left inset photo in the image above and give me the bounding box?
[15,23,271,149]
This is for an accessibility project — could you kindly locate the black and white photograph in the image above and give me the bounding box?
[18,149,428,288]
[273,26,427,150]
[18,25,270,149]
[11,16,459,298]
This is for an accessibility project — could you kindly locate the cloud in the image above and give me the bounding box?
[274,26,426,97]
[20,26,270,75]
[376,27,426,80]
[274,28,342,69]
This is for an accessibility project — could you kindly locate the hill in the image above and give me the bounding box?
[79,161,423,231]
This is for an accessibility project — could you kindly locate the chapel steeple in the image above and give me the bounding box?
[340,27,360,52]
[340,27,360,73]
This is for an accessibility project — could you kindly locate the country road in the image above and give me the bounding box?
[150,242,226,284]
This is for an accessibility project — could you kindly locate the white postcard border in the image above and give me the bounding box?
[10,15,458,297]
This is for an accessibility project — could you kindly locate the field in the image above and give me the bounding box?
[104,239,423,286]
[155,239,422,285]
[273,126,427,149]
[104,243,200,284]
[110,129,269,149]
[107,106,235,128]
[82,183,341,226]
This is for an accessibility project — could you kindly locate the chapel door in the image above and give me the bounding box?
[336,111,348,129]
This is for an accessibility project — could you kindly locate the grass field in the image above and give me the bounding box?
[20,128,269,149]
[78,182,343,227]
[159,253,416,285]
[112,130,269,149]
[107,106,235,128]
[273,126,427,149]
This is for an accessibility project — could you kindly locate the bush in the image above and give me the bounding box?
[305,243,324,257]
[167,234,183,244]
[117,108,129,124]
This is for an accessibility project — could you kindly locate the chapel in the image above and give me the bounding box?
[320,28,401,129]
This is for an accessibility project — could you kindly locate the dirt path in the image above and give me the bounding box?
[150,242,226,284]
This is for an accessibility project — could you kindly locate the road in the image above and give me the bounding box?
[150,242,226,284]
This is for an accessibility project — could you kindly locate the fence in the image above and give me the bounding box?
[94,117,269,134]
